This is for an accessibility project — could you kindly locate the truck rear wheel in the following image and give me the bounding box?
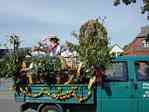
[39,104,63,112]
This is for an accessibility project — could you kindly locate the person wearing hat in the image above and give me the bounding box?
[33,36,61,57]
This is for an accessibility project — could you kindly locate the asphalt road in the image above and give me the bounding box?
[0,91,22,112]
[0,97,21,112]
[0,79,22,112]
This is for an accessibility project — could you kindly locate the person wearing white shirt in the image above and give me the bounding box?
[32,36,61,57]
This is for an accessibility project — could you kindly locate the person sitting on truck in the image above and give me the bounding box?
[60,41,74,69]
[16,66,32,95]
[32,36,61,57]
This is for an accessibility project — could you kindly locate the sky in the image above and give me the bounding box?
[0,0,148,48]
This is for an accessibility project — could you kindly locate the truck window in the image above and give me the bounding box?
[104,62,128,81]
[135,61,149,81]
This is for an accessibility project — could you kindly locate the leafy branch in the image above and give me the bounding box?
[113,0,149,19]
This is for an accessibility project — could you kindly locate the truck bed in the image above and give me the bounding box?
[15,84,95,104]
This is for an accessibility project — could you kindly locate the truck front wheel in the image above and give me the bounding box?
[38,104,63,112]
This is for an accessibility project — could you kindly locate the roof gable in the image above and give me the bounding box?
[111,44,123,53]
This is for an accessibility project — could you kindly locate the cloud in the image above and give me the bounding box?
[0,0,79,26]
[0,0,148,47]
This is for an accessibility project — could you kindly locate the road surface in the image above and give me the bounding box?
[0,79,22,112]
[0,95,21,112]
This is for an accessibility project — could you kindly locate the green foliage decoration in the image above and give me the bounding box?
[72,19,112,78]
[29,55,62,74]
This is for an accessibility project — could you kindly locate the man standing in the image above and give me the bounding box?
[33,36,61,57]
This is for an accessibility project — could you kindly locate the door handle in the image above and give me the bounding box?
[133,82,138,90]
[130,79,138,90]
[125,85,129,88]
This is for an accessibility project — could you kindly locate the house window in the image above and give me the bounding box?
[142,39,149,48]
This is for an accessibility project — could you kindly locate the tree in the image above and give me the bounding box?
[113,0,149,19]
[9,34,21,53]
[0,34,29,79]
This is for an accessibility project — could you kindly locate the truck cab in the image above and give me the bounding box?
[97,56,149,112]
[15,56,149,112]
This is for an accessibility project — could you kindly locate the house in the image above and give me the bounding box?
[0,49,9,58]
[124,26,149,55]
[0,47,31,59]
[110,44,124,56]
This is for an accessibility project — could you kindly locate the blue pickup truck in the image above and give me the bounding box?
[15,56,149,112]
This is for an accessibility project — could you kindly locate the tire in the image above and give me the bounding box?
[24,108,37,112]
[39,104,63,112]
[20,103,39,112]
